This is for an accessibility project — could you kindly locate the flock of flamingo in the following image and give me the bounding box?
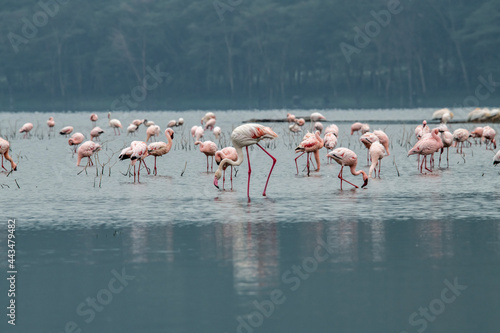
[1,107,500,199]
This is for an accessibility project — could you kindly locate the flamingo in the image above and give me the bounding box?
[0,137,17,171]
[368,141,386,178]
[470,127,484,145]
[19,123,34,138]
[452,128,471,153]
[76,141,101,167]
[213,127,222,139]
[408,128,443,173]
[132,119,143,128]
[323,132,338,163]
[295,118,306,126]
[143,119,155,127]
[205,118,216,130]
[438,128,453,168]
[215,147,238,190]
[314,122,324,134]
[59,126,73,137]
[90,113,98,126]
[147,129,174,175]
[193,126,204,142]
[201,112,216,125]
[127,124,139,136]
[167,120,177,128]
[359,132,379,164]
[146,125,160,142]
[90,127,104,141]
[351,122,369,135]
[289,123,302,133]
[47,117,55,135]
[177,118,184,126]
[108,112,122,135]
[214,123,278,199]
[327,148,368,190]
[287,113,296,122]
[482,126,496,149]
[68,133,85,152]
[324,124,339,137]
[415,120,430,140]
[119,141,150,182]
[432,108,454,123]
[494,150,500,165]
[373,130,390,156]
[310,112,326,122]
[295,131,323,176]
[195,140,218,172]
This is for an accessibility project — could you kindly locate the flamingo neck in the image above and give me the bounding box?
[218,145,244,171]
[350,165,366,178]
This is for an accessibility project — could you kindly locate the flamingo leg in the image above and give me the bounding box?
[223,169,226,190]
[211,156,214,172]
[446,147,449,167]
[256,143,277,197]
[2,155,7,171]
[154,156,157,176]
[378,159,381,178]
[420,155,425,173]
[309,154,316,170]
[143,160,151,174]
[134,164,136,182]
[206,155,209,173]
[246,146,252,200]
[307,152,310,176]
[337,165,358,189]
[424,156,432,173]
[439,148,443,168]
[295,152,305,174]
[230,165,233,190]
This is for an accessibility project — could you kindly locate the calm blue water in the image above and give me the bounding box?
[1,109,499,333]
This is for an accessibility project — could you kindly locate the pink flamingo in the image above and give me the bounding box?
[373,130,390,156]
[408,128,443,173]
[214,123,278,199]
[193,126,204,142]
[68,133,85,152]
[482,126,497,149]
[76,141,101,167]
[314,122,324,134]
[324,124,339,137]
[215,147,238,190]
[195,140,218,172]
[470,126,484,142]
[0,137,17,171]
[287,113,296,122]
[90,127,104,141]
[295,130,323,176]
[326,148,368,190]
[351,122,369,135]
[368,141,386,178]
[119,141,150,182]
[19,123,34,138]
[205,118,216,130]
[360,132,379,164]
[438,128,453,167]
[323,132,338,163]
[295,118,305,126]
[147,129,174,175]
[108,112,122,135]
[132,119,143,127]
[146,125,160,142]
[90,113,98,126]
[47,117,55,135]
[415,120,430,140]
[201,112,216,125]
[59,126,73,137]
[452,128,471,153]
[494,150,500,165]
[167,120,177,128]
[214,127,222,139]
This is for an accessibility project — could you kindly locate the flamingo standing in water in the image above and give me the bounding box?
[482,126,497,149]
[408,128,443,173]
[438,128,453,167]
[201,112,216,126]
[351,122,369,135]
[215,147,238,190]
[0,137,17,171]
[76,141,101,167]
[359,132,379,164]
[47,117,55,135]
[205,118,216,130]
[195,140,218,172]
[373,130,390,156]
[323,132,338,163]
[324,124,339,137]
[214,123,278,199]
[453,128,471,153]
[19,123,34,138]
[146,125,160,142]
[295,131,323,176]
[68,133,85,152]
[119,141,150,182]
[287,113,296,122]
[90,127,104,141]
[59,126,73,137]
[326,148,368,190]
[368,141,386,178]
[108,112,122,135]
[90,113,98,126]
[213,127,222,139]
[147,129,174,176]
[415,120,430,140]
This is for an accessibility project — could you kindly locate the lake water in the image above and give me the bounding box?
[1,108,499,333]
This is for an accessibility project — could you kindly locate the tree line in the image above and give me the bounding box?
[0,0,499,111]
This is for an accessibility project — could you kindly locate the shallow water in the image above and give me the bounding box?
[1,109,499,333]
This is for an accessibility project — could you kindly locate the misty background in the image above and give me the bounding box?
[1,0,499,111]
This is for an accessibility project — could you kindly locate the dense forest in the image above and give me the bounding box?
[0,0,499,110]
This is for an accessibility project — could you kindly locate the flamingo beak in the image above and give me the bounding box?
[213,177,219,189]
[361,179,368,188]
